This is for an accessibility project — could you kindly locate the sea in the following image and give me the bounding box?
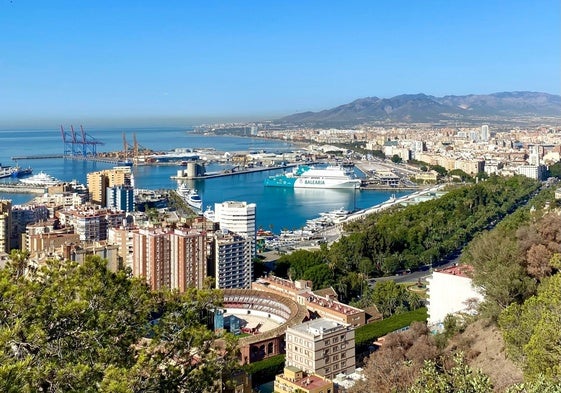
[0,127,411,232]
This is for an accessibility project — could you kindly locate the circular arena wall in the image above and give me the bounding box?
[222,289,307,363]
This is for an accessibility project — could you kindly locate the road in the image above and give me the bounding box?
[369,252,462,286]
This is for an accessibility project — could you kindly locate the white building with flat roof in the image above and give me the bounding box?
[285,319,355,380]
[214,201,256,256]
[426,265,484,327]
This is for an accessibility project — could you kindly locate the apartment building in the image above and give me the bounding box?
[214,230,252,289]
[132,227,208,291]
[426,265,484,327]
[214,201,256,256]
[0,200,11,253]
[285,319,356,380]
[59,207,126,241]
[10,204,49,250]
[87,166,133,206]
[274,367,333,393]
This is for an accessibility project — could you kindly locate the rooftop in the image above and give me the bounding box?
[278,372,332,390]
[303,291,363,315]
[436,264,474,278]
[290,318,344,336]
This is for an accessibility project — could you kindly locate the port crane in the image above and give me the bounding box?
[60,125,104,157]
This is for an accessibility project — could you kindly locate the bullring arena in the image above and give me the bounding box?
[221,289,308,364]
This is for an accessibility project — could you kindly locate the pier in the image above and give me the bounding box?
[12,154,64,160]
[171,163,298,180]
[0,183,46,194]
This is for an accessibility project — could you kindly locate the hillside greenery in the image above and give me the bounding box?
[274,175,540,303]
[461,184,561,385]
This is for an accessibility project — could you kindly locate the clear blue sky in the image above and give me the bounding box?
[0,0,559,126]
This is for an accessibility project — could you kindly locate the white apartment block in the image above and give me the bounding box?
[214,201,256,256]
[285,319,356,380]
[517,164,544,180]
[481,125,490,142]
[426,265,484,327]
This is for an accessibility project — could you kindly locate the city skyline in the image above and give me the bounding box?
[0,1,559,127]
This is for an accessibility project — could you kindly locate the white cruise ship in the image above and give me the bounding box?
[294,165,361,189]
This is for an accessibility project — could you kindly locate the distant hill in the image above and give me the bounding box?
[279,92,561,126]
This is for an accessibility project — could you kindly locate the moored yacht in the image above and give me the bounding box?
[19,171,61,186]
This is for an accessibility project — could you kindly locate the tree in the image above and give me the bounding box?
[351,322,439,393]
[449,169,473,182]
[0,255,239,392]
[462,229,536,319]
[546,161,561,179]
[409,353,494,393]
[430,164,448,177]
[499,265,561,382]
[391,154,403,164]
[506,374,561,393]
[369,280,421,318]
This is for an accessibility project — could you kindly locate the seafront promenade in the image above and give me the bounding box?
[341,185,445,224]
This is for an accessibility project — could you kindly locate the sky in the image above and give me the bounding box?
[0,0,559,127]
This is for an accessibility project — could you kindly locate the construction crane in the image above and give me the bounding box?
[122,132,128,161]
[133,133,139,164]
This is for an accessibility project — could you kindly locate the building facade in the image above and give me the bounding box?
[274,367,333,393]
[10,204,50,250]
[214,230,252,289]
[132,227,208,291]
[285,319,356,380]
[0,200,12,253]
[87,166,133,206]
[214,201,256,257]
[59,207,126,241]
[426,265,484,327]
[106,185,135,212]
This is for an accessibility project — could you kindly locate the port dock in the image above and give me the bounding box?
[0,183,47,194]
[171,163,298,180]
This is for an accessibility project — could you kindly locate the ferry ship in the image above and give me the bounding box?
[0,164,32,179]
[264,165,361,189]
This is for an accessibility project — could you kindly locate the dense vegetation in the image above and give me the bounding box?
[274,175,540,303]
[245,354,285,387]
[0,254,240,393]
[460,185,561,384]
[354,307,427,352]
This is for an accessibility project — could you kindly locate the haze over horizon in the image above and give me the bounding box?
[1,1,559,128]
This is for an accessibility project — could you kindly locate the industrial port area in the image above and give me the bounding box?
[9,126,422,190]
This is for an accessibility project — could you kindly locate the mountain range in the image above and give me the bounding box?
[279,91,561,126]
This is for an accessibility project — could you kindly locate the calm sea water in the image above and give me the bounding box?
[0,127,410,231]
